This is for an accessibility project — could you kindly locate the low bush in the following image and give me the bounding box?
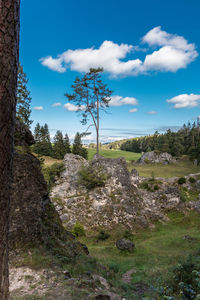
[72,222,85,237]
[78,163,109,190]
[97,230,110,241]
[178,177,186,185]
[42,162,65,191]
[123,230,134,241]
[189,177,196,184]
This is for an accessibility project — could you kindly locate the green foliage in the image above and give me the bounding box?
[52,130,66,159]
[42,162,65,191]
[123,230,134,241]
[178,177,186,185]
[120,119,200,162]
[72,222,85,237]
[144,158,150,164]
[180,189,188,202]
[189,177,196,184]
[65,68,112,154]
[32,123,53,156]
[97,230,110,241]
[16,63,33,127]
[109,263,119,273]
[72,132,88,159]
[78,163,109,189]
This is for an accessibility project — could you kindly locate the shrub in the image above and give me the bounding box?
[97,230,110,241]
[189,177,196,184]
[42,162,65,191]
[72,222,85,237]
[78,163,109,190]
[180,189,187,202]
[144,158,150,164]
[154,184,159,191]
[178,177,186,185]
[123,230,134,240]
[109,263,119,273]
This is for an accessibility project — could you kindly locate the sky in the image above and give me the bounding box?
[20,0,200,143]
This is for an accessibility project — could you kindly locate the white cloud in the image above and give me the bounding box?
[40,56,66,73]
[52,102,62,107]
[142,27,198,73]
[129,108,138,113]
[167,94,200,108]
[41,27,198,77]
[64,103,85,111]
[110,96,138,107]
[147,111,157,114]
[33,106,43,111]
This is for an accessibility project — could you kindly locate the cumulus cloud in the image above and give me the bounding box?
[147,111,157,114]
[129,108,138,113]
[109,96,138,107]
[64,103,85,111]
[33,106,43,111]
[167,94,200,108]
[52,102,62,107]
[40,27,198,77]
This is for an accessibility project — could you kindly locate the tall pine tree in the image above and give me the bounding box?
[53,130,66,159]
[16,63,32,127]
[72,132,88,159]
[64,133,71,154]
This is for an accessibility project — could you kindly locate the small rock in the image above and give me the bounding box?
[116,239,135,252]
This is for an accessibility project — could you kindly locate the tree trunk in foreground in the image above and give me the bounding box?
[0,1,20,298]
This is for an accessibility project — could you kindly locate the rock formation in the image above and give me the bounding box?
[11,123,86,257]
[137,151,176,165]
[51,153,200,231]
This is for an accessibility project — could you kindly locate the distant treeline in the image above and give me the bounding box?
[120,120,200,162]
[32,123,87,159]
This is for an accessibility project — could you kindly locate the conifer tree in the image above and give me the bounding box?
[72,132,88,159]
[53,130,66,159]
[16,63,32,127]
[64,133,71,154]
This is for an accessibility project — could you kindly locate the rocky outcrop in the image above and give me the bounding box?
[137,151,176,165]
[116,239,135,252]
[10,150,87,258]
[51,154,200,231]
[51,154,143,230]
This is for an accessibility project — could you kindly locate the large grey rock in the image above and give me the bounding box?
[116,239,135,252]
[137,151,176,165]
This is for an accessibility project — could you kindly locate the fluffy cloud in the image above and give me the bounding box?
[167,94,200,108]
[33,106,43,111]
[40,27,198,77]
[109,96,138,106]
[142,27,198,72]
[129,108,138,113]
[147,111,157,114]
[64,103,85,111]
[52,102,62,107]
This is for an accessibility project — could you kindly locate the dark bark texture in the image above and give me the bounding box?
[0,0,20,298]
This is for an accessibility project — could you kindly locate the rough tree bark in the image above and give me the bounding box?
[0,1,20,298]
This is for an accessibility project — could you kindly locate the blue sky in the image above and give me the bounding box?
[20,0,200,143]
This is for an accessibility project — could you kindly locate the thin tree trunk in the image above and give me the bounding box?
[96,96,99,155]
[0,1,20,298]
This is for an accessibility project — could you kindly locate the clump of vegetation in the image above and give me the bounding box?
[140,179,160,192]
[78,163,109,190]
[72,222,85,237]
[97,230,110,241]
[123,230,134,241]
[178,177,186,185]
[189,177,196,184]
[144,158,150,164]
[42,162,65,191]
[180,189,188,202]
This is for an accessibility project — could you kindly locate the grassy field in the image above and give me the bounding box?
[38,149,200,179]
[87,148,141,161]
[79,211,200,298]
[129,160,200,178]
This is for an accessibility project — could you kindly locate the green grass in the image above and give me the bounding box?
[79,211,200,290]
[88,148,141,161]
[129,160,200,178]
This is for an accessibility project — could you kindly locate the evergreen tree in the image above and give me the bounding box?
[32,123,52,156]
[16,63,32,127]
[53,130,66,159]
[64,133,71,154]
[72,132,88,159]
